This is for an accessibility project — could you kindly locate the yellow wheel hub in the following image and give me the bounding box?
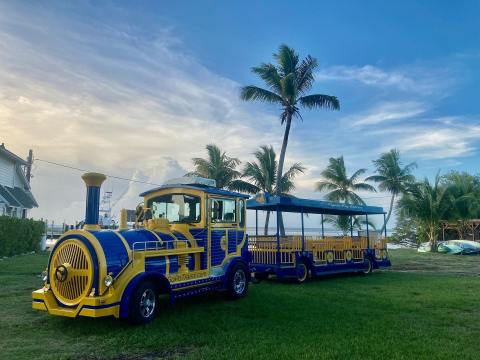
[50,239,93,306]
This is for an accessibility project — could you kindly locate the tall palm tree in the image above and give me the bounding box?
[188,144,241,189]
[230,145,304,235]
[366,149,417,234]
[398,174,449,251]
[316,156,376,204]
[241,44,340,234]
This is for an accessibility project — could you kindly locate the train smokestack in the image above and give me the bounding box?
[81,172,106,230]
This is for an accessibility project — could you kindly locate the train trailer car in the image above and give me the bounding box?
[247,193,391,282]
[32,173,250,324]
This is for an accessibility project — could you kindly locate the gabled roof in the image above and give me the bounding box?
[140,184,250,199]
[0,144,28,165]
[247,195,384,216]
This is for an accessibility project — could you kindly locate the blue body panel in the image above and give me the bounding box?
[89,230,129,278]
[144,256,167,273]
[190,228,208,269]
[120,229,161,249]
[210,230,226,266]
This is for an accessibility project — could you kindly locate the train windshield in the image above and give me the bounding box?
[149,194,201,223]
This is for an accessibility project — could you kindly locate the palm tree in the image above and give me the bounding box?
[442,171,480,239]
[324,215,376,236]
[188,144,241,189]
[366,149,416,234]
[398,174,449,251]
[241,44,340,234]
[230,145,304,235]
[316,156,376,204]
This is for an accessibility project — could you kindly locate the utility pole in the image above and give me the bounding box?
[26,149,33,183]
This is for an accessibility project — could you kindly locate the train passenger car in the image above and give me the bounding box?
[247,193,391,282]
[32,173,250,323]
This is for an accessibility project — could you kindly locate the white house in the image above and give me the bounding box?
[0,143,38,218]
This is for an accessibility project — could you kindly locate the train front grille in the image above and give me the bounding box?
[49,239,93,306]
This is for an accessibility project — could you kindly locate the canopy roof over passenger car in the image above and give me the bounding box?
[246,194,384,215]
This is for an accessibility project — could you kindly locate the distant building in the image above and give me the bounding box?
[0,143,38,218]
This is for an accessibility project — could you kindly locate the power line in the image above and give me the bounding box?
[34,158,395,199]
[34,158,164,187]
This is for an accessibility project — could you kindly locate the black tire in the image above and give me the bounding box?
[227,263,249,299]
[296,259,309,284]
[362,257,373,275]
[128,280,159,324]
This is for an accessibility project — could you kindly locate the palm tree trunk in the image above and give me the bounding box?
[264,210,271,235]
[381,194,396,235]
[276,114,292,236]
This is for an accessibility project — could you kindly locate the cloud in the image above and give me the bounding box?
[367,117,480,160]
[395,124,480,159]
[316,63,456,96]
[0,3,283,223]
[348,101,427,126]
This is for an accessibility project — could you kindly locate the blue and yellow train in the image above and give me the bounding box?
[32,173,390,324]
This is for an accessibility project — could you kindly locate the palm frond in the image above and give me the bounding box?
[240,86,284,104]
[349,168,367,182]
[296,55,318,94]
[273,44,299,77]
[352,182,377,193]
[228,179,259,194]
[251,63,283,94]
[299,94,340,111]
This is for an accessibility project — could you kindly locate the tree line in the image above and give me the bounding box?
[187,44,478,251]
[188,144,480,251]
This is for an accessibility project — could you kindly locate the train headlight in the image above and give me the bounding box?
[41,270,48,282]
[104,274,114,287]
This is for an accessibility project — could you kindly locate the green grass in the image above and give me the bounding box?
[1,250,479,359]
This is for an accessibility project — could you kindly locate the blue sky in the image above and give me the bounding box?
[1,1,479,226]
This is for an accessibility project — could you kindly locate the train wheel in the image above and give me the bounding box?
[128,281,159,324]
[362,257,373,275]
[227,263,248,299]
[296,260,308,284]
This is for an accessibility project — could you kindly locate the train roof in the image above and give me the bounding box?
[246,194,384,216]
[139,184,250,199]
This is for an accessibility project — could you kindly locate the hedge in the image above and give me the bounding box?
[0,216,45,257]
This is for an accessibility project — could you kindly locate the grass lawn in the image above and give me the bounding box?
[1,250,479,360]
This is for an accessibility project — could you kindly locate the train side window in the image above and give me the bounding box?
[211,198,236,223]
[239,200,245,227]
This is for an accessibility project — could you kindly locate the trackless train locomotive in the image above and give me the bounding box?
[32,172,390,324]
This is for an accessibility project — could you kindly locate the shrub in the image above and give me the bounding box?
[0,216,45,257]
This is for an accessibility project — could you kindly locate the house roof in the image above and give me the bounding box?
[0,186,21,207]
[0,144,28,166]
[246,194,384,216]
[140,184,250,199]
[0,185,38,208]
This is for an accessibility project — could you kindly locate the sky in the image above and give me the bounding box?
[1,1,479,229]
